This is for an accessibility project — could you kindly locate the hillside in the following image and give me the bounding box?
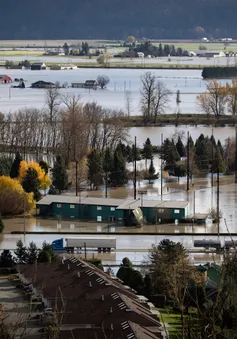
[1,0,236,40]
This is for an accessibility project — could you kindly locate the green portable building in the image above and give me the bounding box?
[37,195,189,224]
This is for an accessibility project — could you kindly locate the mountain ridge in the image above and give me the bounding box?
[1,0,236,40]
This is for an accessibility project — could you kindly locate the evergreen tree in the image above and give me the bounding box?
[0,250,15,268]
[173,161,187,180]
[38,250,51,263]
[176,136,185,158]
[10,152,22,178]
[158,43,163,56]
[213,148,226,173]
[88,150,103,189]
[125,145,132,162]
[14,240,27,264]
[147,158,158,183]
[51,155,68,194]
[22,167,41,201]
[217,140,224,157]
[161,138,180,173]
[142,138,153,169]
[0,215,4,233]
[26,241,38,264]
[109,148,128,186]
[39,160,49,174]
[195,134,209,170]
[63,42,69,55]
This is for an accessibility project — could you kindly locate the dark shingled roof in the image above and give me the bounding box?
[18,258,165,339]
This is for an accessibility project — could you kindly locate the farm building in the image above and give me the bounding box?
[36,195,189,225]
[31,81,56,88]
[30,62,47,70]
[58,64,77,70]
[0,75,12,83]
[71,82,84,88]
[84,80,97,89]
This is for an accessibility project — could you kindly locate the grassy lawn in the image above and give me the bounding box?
[0,50,44,56]
[158,43,237,52]
[155,308,198,339]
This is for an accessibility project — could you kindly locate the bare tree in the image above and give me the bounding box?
[97,75,110,89]
[153,80,171,123]
[45,86,61,122]
[140,72,171,124]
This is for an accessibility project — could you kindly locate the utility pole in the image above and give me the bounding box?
[75,160,78,196]
[211,128,214,187]
[217,160,220,237]
[160,133,163,200]
[105,147,108,198]
[187,131,190,191]
[134,136,137,200]
[235,124,237,183]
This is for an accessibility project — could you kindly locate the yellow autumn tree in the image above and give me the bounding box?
[18,160,51,190]
[197,80,227,116]
[0,176,35,216]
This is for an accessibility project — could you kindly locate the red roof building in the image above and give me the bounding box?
[0,75,12,83]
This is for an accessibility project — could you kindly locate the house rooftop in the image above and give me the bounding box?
[18,258,164,339]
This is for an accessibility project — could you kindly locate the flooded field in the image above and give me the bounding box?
[0,68,232,115]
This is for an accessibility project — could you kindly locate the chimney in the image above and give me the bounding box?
[109,307,113,313]
[110,324,113,331]
[101,295,104,301]
[77,272,80,278]
[89,281,92,287]
[68,264,70,270]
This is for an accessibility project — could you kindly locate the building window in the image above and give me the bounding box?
[57,204,62,208]
[97,206,102,210]
[70,205,75,209]
[174,209,180,214]
[97,216,102,222]
[158,208,164,213]
[110,207,115,211]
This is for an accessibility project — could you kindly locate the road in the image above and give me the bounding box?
[0,233,229,266]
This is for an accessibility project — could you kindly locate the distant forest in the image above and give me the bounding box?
[2,0,237,40]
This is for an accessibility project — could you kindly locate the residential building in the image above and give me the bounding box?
[31,80,56,88]
[18,257,166,339]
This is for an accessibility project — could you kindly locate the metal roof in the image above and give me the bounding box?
[37,195,188,209]
[37,195,124,207]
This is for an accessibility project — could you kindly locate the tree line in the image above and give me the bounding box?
[0,93,128,165]
[134,41,189,57]
[161,133,229,179]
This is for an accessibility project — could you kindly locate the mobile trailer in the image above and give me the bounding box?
[194,240,221,250]
[52,237,116,253]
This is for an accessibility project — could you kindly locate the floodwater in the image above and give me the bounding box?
[0,68,233,115]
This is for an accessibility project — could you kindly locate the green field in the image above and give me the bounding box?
[158,42,237,52]
[0,50,44,56]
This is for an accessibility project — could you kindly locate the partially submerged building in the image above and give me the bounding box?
[0,74,12,83]
[37,195,189,224]
[30,62,47,70]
